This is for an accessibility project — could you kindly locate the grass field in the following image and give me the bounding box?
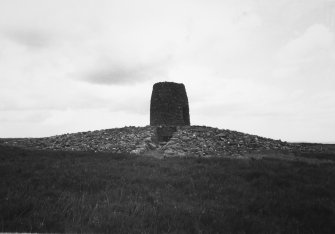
[1,145,335,233]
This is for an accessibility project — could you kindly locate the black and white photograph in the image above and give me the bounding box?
[1,0,335,233]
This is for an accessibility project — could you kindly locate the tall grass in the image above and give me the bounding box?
[1,145,335,233]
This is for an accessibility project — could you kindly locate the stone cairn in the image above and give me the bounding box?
[0,81,328,157]
[0,126,326,157]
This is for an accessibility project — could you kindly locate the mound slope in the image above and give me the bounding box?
[0,126,327,157]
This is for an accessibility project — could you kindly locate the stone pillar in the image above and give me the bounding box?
[150,82,190,126]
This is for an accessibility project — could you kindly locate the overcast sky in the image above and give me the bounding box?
[0,0,335,142]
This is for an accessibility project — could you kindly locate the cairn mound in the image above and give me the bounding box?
[0,125,326,157]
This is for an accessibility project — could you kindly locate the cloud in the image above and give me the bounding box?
[2,29,52,48]
[81,64,155,85]
[0,110,52,123]
[78,57,172,85]
[273,23,335,90]
[277,24,334,64]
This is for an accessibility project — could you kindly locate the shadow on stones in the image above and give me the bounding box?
[153,126,177,146]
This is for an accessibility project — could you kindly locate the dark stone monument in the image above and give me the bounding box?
[150,82,190,143]
[150,81,190,126]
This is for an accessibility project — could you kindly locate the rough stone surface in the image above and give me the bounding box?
[154,126,177,143]
[0,126,157,154]
[159,126,326,157]
[0,125,327,157]
[150,82,190,126]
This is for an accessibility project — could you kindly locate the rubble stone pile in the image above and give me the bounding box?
[160,126,302,157]
[0,126,157,154]
[0,125,326,157]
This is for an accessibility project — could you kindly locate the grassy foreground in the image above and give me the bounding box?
[1,145,335,233]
